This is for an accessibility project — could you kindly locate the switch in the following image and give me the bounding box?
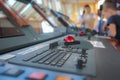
[76,58,85,69]
[2,68,24,77]
[87,32,92,40]
[27,72,47,80]
[56,76,72,80]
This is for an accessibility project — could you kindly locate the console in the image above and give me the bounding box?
[0,0,96,80]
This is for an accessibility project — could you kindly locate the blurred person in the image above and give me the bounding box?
[78,4,97,30]
[95,8,109,36]
[97,11,105,35]
[103,1,120,43]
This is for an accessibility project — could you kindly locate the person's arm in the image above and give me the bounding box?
[76,15,84,28]
[108,23,116,37]
[102,21,108,32]
[106,16,117,37]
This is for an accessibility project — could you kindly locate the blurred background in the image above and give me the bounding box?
[8,0,105,23]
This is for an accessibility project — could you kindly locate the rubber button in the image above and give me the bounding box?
[2,68,24,77]
[56,76,72,80]
[27,72,47,80]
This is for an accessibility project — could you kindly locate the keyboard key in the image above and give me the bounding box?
[56,76,72,80]
[27,72,47,80]
[57,60,65,66]
[0,54,16,60]
[38,52,57,63]
[51,52,65,66]
[32,50,54,63]
[62,53,71,60]
[2,68,24,77]
[57,53,71,67]
[23,53,38,61]
[44,52,61,64]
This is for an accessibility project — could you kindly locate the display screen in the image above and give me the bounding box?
[0,10,24,38]
[7,0,55,34]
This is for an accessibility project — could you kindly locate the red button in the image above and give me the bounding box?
[27,72,47,80]
[64,35,75,43]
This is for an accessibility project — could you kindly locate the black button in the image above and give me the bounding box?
[2,68,24,77]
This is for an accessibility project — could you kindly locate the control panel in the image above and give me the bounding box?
[7,37,96,77]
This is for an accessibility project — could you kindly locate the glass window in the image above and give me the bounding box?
[0,11,24,38]
[55,0,62,12]
[56,11,76,27]
[42,8,64,27]
[42,8,75,27]
[7,1,27,13]
[8,1,54,34]
[36,0,43,4]
[7,0,16,6]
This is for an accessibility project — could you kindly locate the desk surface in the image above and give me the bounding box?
[106,38,120,51]
[93,38,120,80]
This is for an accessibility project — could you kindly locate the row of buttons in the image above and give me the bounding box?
[1,68,72,80]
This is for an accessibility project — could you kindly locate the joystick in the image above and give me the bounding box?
[81,49,88,58]
[76,49,88,69]
[76,58,83,69]
[64,35,80,45]
[64,35,75,43]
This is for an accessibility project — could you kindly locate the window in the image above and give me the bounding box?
[8,1,54,34]
[36,0,43,4]
[7,0,16,6]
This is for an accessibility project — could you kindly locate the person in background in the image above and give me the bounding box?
[103,1,120,43]
[77,10,85,28]
[96,7,109,36]
[78,4,97,30]
[97,11,105,35]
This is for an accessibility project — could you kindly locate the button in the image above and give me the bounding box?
[2,68,24,77]
[0,54,16,60]
[51,52,65,66]
[56,76,72,80]
[27,72,47,80]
